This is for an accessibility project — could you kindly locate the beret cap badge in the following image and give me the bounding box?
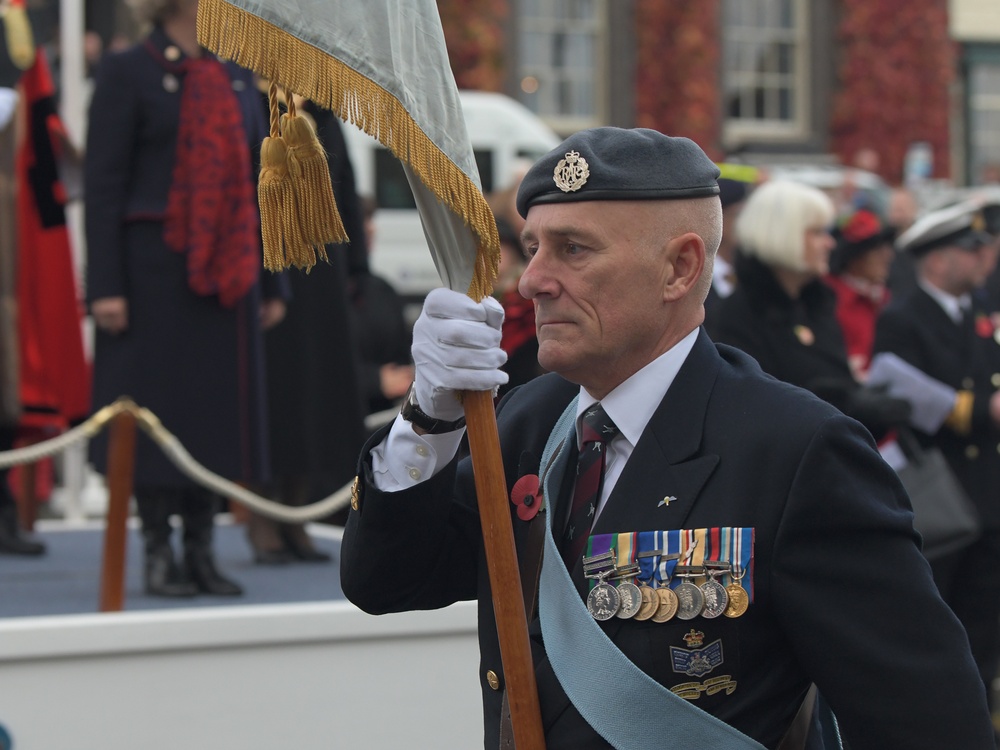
[553,150,590,193]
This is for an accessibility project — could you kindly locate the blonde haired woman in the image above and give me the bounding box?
[707,180,910,438]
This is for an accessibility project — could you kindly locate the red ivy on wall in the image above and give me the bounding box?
[633,0,723,160]
[438,0,509,92]
[830,0,956,184]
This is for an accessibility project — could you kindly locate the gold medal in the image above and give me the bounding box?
[724,583,749,618]
[651,586,679,623]
[634,583,659,621]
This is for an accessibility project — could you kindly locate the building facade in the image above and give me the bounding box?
[440,0,1000,187]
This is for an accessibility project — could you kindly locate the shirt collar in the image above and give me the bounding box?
[918,278,970,323]
[575,327,700,449]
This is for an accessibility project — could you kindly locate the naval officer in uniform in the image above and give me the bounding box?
[341,128,994,749]
[873,200,1000,708]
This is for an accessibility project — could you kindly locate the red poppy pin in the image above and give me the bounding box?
[976,314,995,339]
[510,474,542,521]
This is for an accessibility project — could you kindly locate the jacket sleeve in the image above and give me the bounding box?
[772,414,994,749]
[84,53,139,303]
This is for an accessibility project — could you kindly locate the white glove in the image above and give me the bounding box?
[411,288,509,422]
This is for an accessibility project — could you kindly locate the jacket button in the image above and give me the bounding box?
[962,377,975,390]
[966,445,980,460]
[486,670,501,691]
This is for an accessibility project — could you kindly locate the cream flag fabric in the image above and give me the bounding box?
[198,0,498,298]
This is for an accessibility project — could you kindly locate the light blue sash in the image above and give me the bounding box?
[537,397,766,749]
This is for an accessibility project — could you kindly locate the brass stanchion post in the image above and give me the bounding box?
[99,409,137,612]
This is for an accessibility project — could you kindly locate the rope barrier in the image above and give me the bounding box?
[0,398,363,523]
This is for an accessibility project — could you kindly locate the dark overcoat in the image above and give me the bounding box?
[707,255,855,398]
[84,28,278,488]
[873,287,1000,526]
[341,330,993,750]
[263,105,366,492]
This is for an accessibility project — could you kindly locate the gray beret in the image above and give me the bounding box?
[896,201,994,257]
[516,127,721,218]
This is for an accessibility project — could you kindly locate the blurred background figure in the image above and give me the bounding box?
[350,196,413,423]
[254,96,369,559]
[873,201,1000,707]
[825,208,896,380]
[707,179,910,441]
[85,0,284,596]
[705,175,751,317]
[493,217,542,399]
[0,32,89,554]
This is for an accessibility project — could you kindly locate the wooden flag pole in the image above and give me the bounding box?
[463,389,546,749]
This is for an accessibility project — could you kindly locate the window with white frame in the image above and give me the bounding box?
[722,0,809,144]
[517,0,605,131]
[969,60,1000,184]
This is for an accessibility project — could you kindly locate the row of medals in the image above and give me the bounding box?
[583,550,750,623]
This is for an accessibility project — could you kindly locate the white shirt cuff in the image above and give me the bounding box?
[370,414,465,491]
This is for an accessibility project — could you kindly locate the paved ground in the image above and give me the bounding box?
[0,517,345,618]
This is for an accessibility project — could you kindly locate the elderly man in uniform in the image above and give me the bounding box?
[873,200,1000,713]
[341,128,994,749]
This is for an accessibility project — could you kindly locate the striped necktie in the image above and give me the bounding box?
[562,403,619,569]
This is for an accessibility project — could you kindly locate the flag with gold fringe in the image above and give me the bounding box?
[197,3,544,745]
[197,0,499,300]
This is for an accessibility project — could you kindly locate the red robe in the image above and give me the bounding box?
[15,50,90,431]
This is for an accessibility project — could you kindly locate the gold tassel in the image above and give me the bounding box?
[258,82,311,271]
[281,94,346,265]
[196,0,499,298]
[2,0,35,71]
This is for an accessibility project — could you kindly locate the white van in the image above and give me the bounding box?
[343,91,560,309]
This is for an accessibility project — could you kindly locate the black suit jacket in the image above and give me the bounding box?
[341,330,993,749]
[873,286,1000,528]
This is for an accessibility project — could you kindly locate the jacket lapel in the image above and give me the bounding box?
[594,329,722,536]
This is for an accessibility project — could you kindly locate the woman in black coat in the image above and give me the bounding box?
[707,180,909,439]
[85,0,285,596]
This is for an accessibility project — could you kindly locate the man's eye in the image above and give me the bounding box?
[566,243,583,255]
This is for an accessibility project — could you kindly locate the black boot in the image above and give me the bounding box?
[0,504,46,556]
[135,489,198,597]
[136,491,197,597]
[144,544,198,597]
[182,489,243,596]
[278,475,332,563]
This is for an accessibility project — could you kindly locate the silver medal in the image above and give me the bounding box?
[674,581,705,620]
[700,578,729,619]
[587,581,621,621]
[615,581,642,619]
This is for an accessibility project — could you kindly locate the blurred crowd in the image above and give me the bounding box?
[3,9,1000,711]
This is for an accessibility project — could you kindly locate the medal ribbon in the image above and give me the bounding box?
[730,527,755,602]
[616,531,637,571]
[585,533,615,592]
[659,530,681,589]
[637,530,658,584]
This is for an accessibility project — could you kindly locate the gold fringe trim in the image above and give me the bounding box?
[197,0,499,300]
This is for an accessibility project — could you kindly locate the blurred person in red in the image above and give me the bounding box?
[0,37,89,555]
[825,209,896,380]
[493,217,543,399]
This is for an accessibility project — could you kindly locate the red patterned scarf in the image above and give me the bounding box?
[163,55,259,308]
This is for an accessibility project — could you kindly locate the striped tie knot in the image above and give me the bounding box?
[562,403,618,568]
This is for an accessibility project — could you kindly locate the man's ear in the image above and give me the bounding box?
[662,232,706,302]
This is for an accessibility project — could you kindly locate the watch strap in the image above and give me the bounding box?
[400,386,467,434]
